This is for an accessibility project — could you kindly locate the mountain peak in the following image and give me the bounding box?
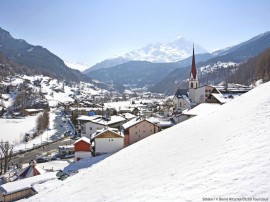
[85,36,208,72]
[175,35,183,40]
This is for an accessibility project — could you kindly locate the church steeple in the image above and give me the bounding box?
[189,44,199,89]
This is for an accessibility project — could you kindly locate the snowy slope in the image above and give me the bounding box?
[27,82,270,201]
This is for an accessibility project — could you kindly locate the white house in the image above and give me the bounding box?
[77,115,126,139]
[91,128,124,156]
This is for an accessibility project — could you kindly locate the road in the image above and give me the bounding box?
[10,137,75,165]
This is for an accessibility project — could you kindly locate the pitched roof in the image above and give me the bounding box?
[174,89,188,98]
[91,129,124,140]
[74,137,91,144]
[77,115,126,126]
[16,160,45,180]
[190,46,197,79]
[122,118,159,130]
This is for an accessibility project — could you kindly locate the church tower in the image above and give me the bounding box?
[189,45,199,89]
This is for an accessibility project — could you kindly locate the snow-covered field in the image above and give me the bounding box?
[0,108,73,152]
[24,82,270,201]
[13,109,74,152]
[0,115,37,144]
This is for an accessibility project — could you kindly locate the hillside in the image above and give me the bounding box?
[0,53,34,78]
[86,53,212,87]
[0,27,91,83]
[227,48,270,85]
[28,82,270,201]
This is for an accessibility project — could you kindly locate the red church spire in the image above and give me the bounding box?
[190,44,197,79]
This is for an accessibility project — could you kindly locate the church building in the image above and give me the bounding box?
[188,45,199,103]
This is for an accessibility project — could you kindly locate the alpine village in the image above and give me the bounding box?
[0,11,270,202]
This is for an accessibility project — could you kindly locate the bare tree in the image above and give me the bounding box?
[36,110,50,135]
[0,141,13,174]
[36,113,43,135]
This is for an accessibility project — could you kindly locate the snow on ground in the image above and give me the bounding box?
[182,103,221,116]
[104,101,131,110]
[0,115,37,144]
[199,61,239,74]
[13,109,74,152]
[35,160,71,171]
[25,82,270,201]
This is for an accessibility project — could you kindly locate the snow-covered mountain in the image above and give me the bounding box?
[64,60,89,72]
[121,36,207,63]
[28,82,270,201]
[84,36,208,72]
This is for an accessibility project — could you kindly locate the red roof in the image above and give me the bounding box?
[190,46,197,79]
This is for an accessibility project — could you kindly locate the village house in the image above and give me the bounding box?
[77,115,127,139]
[74,137,92,161]
[122,118,160,146]
[58,145,75,157]
[91,128,124,156]
[118,106,139,116]
[206,84,251,104]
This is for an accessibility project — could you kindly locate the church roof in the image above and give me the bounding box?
[174,89,188,98]
[190,46,197,79]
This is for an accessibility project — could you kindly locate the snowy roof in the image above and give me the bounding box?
[58,145,74,149]
[182,103,221,116]
[147,117,174,127]
[70,107,102,111]
[211,93,242,104]
[24,108,44,112]
[91,129,124,140]
[120,113,136,120]
[77,115,101,121]
[0,172,55,194]
[74,137,90,144]
[122,118,142,129]
[77,115,125,126]
[122,117,157,129]
[93,116,126,125]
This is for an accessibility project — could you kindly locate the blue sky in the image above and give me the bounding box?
[0,0,270,66]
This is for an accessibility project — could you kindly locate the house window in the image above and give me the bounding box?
[191,83,193,88]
